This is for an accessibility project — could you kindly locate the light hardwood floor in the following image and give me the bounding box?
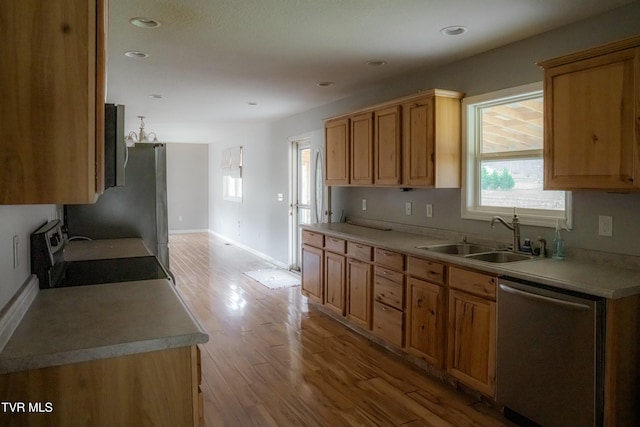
[170,233,517,427]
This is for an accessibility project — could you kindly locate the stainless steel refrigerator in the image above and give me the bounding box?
[64,143,170,271]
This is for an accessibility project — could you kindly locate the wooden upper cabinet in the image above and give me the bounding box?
[0,0,107,204]
[402,91,463,188]
[325,117,350,185]
[374,105,402,185]
[350,112,374,185]
[538,35,640,191]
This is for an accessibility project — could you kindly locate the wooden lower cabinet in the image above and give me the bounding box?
[406,277,446,369]
[0,346,203,427]
[447,289,496,397]
[301,244,323,303]
[347,258,373,329]
[372,301,403,347]
[324,251,346,315]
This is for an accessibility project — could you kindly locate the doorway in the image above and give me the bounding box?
[291,140,311,271]
[290,138,330,271]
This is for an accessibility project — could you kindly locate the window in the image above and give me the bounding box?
[462,83,571,227]
[221,146,242,202]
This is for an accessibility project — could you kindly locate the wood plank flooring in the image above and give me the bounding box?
[170,233,517,427]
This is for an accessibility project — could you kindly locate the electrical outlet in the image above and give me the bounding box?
[426,203,433,218]
[362,199,367,211]
[405,202,412,216]
[598,215,613,237]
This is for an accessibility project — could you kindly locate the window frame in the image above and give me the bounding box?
[461,82,572,228]
[222,146,243,202]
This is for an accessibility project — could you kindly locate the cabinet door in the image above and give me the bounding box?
[374,105,401,185]
[0,0,106,204]
[301,244,323,303]
[350,112,373,185]
[543,48,639,190]
[403,97,435,186]
[406,277,446,369]
[324,251,346,315]
[347,258,372,329]
[402,94,461,188]
[325,118,350,185]
[447,289,496,397]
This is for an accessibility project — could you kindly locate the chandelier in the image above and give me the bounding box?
[125,116,159,146]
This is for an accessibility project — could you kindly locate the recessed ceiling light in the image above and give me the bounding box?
[366,60,387,67]
[148,94,163,99]
[130,17,161,28]
[124,51,149,59]
[440,26,467,36]
[248,102,257,106]
[317,81,335,87]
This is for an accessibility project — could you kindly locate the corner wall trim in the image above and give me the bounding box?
[0,275,39,351]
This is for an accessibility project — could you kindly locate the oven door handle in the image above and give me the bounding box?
[499,284,590,311]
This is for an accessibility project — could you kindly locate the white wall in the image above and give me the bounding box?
[166,143,209,232]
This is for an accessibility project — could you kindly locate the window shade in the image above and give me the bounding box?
[221,146,242,178]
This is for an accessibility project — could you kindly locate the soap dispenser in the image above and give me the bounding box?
[552,220,567,260]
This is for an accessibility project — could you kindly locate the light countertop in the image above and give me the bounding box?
[64,238,152,261]
[302,223,640,299]
[0,279,208,374]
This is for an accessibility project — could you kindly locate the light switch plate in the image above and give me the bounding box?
[362,199,367,211]
[426,203,433,218]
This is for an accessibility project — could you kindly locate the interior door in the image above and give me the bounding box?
[291,140,312,271]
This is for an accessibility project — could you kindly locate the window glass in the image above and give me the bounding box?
[462,83,571,228]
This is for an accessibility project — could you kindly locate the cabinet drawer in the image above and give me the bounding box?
[375,248,404,271]
[347,241,373,262]
[407,257,446,284]
[373,301,404,347]
[302,230,324,247]
[449,266,496,299]
[374,268,404,310]
[325,236,346,254]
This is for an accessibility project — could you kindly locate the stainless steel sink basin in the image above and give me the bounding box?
[465,251,534,263]
[416,243,495,255]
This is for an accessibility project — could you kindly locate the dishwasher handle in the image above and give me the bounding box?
[499,283,591,311]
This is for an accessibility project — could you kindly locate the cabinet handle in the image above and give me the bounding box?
[355,244,363,249]
[381,306,388,311]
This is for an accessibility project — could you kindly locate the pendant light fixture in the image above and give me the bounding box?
[125,116,159,146]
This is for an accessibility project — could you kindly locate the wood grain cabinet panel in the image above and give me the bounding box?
[302,244,323,303]
[325,118,350,185]
[0,0,107,204]
[324,251,346,315]
[372,301,404,347]
[402,91,463,188]
[350,112,374,185]
[374,105,402,185]
[406,277,446,369]
[347,258,373,329]
[539,35,640,190]
[447,267,497,397]
[0,346,201,427]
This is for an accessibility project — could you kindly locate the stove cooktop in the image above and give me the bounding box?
[56,256,168,288]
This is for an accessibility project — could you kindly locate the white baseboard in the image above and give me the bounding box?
[0,275,39,351]
[169,228,210,235]
[208,230,288,269]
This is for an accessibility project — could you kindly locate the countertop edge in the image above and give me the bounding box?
[301,223,640,299]
[0,333,209,375]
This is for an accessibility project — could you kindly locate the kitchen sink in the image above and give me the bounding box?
[465,251,534,263]
[416,243,495,255]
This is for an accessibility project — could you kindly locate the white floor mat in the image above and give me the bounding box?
[243,269,301,289]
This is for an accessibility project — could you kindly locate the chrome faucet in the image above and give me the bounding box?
[490,213,521,252]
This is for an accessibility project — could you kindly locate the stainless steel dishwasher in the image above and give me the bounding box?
[497,278,604,427]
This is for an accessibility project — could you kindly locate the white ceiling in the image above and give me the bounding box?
[107,0,632,137]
